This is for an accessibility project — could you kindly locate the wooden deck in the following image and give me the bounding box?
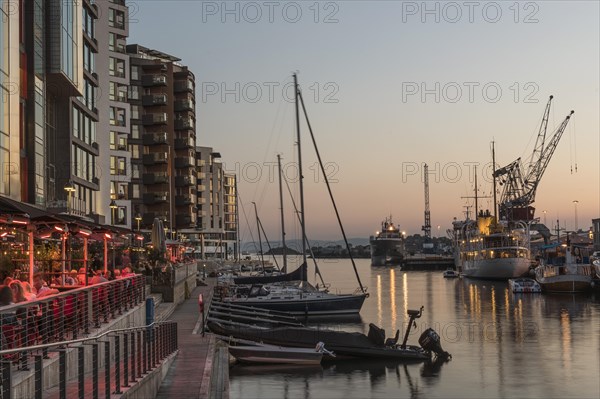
[156,279,228,399]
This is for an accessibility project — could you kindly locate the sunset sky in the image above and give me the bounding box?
[130,1,599,242]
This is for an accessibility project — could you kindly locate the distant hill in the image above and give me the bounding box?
[241,238,370,253]
[265,246,301,255]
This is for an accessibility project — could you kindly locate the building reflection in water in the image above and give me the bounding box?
[390,269,397,333]
[376,274,382,327]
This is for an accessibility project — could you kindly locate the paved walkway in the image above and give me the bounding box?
[156,279,217,399]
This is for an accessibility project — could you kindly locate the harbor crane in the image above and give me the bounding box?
[494,96,574,221]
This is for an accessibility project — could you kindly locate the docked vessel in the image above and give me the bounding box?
[370,217,405,266]
[452,210,531,280]
[228,343,329,365]
[508,277,541,293]
[209,306,451,361]
[534,242,594,292]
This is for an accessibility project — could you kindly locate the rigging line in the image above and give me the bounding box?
[257,215,281,271]
[297,90,366,294]
[238,192,258,254]
[572,118,577,173]
[282,169,326,287]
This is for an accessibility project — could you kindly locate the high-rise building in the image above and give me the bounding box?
[6,0,101,219]
[96,0,132,227]
[1,2,19,200]
[126,44,197,233]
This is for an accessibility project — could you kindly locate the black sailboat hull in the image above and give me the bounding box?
[209,321,429,360]
[224,293,367,315]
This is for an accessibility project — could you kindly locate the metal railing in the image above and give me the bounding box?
[0,320,177,399]
[0,275,145,375]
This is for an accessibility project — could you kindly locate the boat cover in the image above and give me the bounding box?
[233,263,308,284]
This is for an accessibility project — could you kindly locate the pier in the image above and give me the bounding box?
[403,255,455,270]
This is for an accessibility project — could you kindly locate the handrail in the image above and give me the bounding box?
[0,320,169,356]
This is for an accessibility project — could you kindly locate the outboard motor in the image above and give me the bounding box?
[419,328,451,361]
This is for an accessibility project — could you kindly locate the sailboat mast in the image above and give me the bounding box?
[277,154,288,272]
[474,165,478,217]
[294,73,308,271]
[252,202,265,268]
[492,141,498,222]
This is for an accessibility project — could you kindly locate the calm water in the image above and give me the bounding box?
[228,257,600,399]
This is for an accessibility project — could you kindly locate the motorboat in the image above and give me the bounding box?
[508,277,541,293]
[442,268,459,278]
[228,342,332,365]
[209,306,451,361]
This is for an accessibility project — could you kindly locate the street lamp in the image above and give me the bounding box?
[573,200,579,231]
[109,199,118,225]
[135,214,142,247]
[64,181,76,213]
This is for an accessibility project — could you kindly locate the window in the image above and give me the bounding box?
[131,124,140,139]
[131,65,140,80]
[130,105,139,119]
[129,85,139,100]
[110,106,126,126]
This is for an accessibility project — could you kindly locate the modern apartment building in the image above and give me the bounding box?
[126,44,197,233]
[2,0,103,219]
[194,147,238,259]
[96,0,132,227]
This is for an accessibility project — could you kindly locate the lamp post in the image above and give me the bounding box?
[135,214,142,248]
[110,199,118,225]
[573,200,579,231]
[64,181,76,213]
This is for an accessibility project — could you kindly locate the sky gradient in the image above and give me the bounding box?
[129,1,600,242]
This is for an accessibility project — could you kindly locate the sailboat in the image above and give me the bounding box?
[219,74,368,315]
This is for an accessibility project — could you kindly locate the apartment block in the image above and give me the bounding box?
[127,44,197,233]
[96,0,132,227]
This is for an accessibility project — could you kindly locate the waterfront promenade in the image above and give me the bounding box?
[156,278,228,399]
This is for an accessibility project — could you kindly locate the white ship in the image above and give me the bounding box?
[451,210,531,280]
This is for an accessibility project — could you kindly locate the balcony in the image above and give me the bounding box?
[174,80,194,93]
[143,173,169,185]
[116,143,127,151]
[175,156,195,168]
[196,184,206,192]
[174,136,195,150]
[175,175,196,187]
[174,100,194,112]
[142,212,169,225]
[176,214,194,227]
[142,152,168,165]
[142,132,168,146]
[174,119,193,130]
[197,160,206,166]
[197,197,207,205]
[196,172,206,179]
[142,113,168,125]
[175,195,194,207]
[143,192,169,205]
[142,74,167,87]
[142,94,168,106]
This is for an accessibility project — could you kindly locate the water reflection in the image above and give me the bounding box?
[230,261,600,399]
